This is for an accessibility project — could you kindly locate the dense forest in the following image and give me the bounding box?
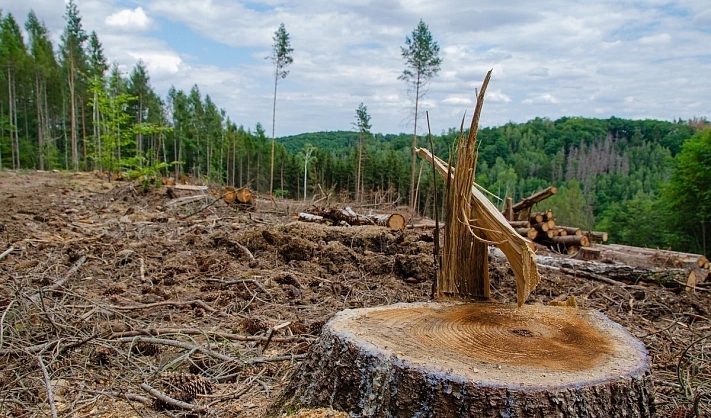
[1,4,711,258]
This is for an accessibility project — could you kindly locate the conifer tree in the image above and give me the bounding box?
[59,0,88,171]
[400,19,442,208]
[268,23,293,195]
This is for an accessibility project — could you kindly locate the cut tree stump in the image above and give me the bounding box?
[270,302,654,418]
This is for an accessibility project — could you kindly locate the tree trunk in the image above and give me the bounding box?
[270,66,278,195]
[512,186,557,213]
[409,73,420,209]
[269,302,654,418]
[69,58,78,172]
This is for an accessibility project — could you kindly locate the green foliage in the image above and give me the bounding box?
[662,128,711,255]
[399,19,442,84]
[271,23,294,79]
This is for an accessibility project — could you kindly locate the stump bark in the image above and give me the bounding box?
[270,302,654,418]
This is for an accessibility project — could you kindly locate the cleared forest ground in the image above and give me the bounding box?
[0,171,708,417]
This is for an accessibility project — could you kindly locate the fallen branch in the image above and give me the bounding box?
[30,255,87,303]
[140,383,207,413]
[0,247,15,261]
[113,336,235,362]
[108,299,226,317]
[37,356,58,418]
[110,327,306,343]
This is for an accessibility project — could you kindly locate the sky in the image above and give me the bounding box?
[2,0,711,136]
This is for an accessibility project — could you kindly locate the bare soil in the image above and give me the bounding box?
[0,171,708,417]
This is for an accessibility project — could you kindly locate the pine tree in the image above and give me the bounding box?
[400,19,442,209]
[1,13,28,170]
[352,102,372,202]
[59,0,89,171]
[26,10,60,170]
[268,23,293,195]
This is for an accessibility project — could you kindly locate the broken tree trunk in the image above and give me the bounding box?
[418,147,540,305]
[268,303,654,418]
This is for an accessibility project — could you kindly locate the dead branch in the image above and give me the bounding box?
[0,247,15,261]
[140,383,207,413]
[29,255,87,303]
[113,337,236,362]
[110,327,306,343]
[37,356,58,418]
[107,299,227,317]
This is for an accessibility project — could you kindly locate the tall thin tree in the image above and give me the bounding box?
[352,102,372,202]
[268,23,293,195]
[399,19,442,209]
[59,0,88,171]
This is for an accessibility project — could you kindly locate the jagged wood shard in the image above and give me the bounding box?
[417,147,541,306]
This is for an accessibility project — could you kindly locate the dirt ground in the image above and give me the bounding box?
[0,171,708,417]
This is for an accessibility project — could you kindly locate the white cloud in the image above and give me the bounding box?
[105,7,153,32]
[487,90,512,103]
[3,0,711,135]
[442,96,473,106]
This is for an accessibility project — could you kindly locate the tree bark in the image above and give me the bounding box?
[269,302,654,418]
[511,186,557,213]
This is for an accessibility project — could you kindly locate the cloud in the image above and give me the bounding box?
[527,67,549,78]
[522,93,559,104]
[442,96,473,106]
[4,0,711,135]
[105,7,153,32]
[487,90,512,103]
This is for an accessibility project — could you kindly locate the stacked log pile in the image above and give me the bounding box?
[503,187,605,254]
[503,187,709,286]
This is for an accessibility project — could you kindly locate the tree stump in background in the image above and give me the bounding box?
[269,302,654,418]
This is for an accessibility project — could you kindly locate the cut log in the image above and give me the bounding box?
[546,219,556,230]
[529,213,544,224]
[532,221,550,232]
[222,187,254,206]
[579,246,602,261]
[516,228,538,240]
[600,244,709,276]
[558,226,583,236]
[269,302,654,418]
[508,220,530,229]
[172,184,209,192]
[511,186,558,213]
[298,213,327,223]
[585,231,609,243]
[531,210,553,222]
[369,213,406,230]
[554,227,568,237]
[304,207,406,230]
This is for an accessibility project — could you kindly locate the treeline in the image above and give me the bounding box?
[2,4,711,257]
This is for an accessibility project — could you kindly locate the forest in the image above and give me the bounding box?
[1,3,711,258]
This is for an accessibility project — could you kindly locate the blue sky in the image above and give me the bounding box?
[3,0,711,136]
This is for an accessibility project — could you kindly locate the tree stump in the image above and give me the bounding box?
[269,302,654,417]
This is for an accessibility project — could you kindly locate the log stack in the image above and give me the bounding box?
[503,187,607,255]
[503,187,709,285]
